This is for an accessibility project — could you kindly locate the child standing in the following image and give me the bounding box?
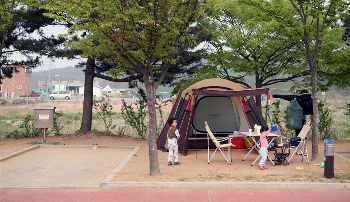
[258,127,271,170]
[167,118,181,166]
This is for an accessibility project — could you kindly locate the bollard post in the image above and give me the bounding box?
[324,139,334,178]
[92,133,95,145]
[43,128,47,143]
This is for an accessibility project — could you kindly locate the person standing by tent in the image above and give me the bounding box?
[167,118,181,166]
[272,89,313,136]
[258,127,271,170]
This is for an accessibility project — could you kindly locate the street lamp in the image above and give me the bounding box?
[55,75,60,92]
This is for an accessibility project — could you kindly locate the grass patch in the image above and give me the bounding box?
[193,173,233,182]
[29,141,42,145]
[213,173,228,180]
[178,177,188,182]
[306,172,319,182]
[244,175,256,181]
[29,141,60,145]
[335,173,350,183]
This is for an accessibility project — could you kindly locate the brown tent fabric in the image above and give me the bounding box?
[156,78,269,155]
[192,88,269,97]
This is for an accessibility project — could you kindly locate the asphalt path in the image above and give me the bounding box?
[1,188,350,202]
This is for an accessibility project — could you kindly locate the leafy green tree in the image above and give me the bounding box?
[45,0,203,175]
[172,0,310,110]
[243,0,350,161]
[0,0,70,84]
[342,14,350,46]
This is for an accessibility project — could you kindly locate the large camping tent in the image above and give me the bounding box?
[157,78,269,155]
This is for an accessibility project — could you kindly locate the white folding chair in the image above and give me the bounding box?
[287,122,311,164]
[204,121,235,164]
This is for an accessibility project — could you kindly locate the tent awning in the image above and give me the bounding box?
[192,88,269,97]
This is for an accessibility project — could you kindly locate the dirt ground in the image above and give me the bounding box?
[1,133,350,183]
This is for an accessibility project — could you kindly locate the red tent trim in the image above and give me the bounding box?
[184,95,192,112]
[241,97,252,112]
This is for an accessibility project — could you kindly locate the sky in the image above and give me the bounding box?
[31,24,212,72]
[31,25,83,72]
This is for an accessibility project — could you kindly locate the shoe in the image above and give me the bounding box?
[263,166,269,169]
[168,162,172,166]
[258,165,264,170]
[174,162,181,165]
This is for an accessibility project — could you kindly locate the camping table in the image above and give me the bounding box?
[240,132,279,166]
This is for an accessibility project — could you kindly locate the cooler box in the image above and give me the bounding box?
[231,135,244,149]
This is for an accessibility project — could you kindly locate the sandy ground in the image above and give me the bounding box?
[1,133,349,183]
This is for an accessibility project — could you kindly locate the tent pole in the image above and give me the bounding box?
[195,128,197,158]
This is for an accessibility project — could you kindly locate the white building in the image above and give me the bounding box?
[78,85,103,98]
[102,84,114,94]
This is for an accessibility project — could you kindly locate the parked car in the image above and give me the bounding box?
[49,91,71,100]
[31,91,41,97]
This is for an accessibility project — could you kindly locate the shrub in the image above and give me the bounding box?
[5,114,42,138]
[93,97,116,131]
[269,100,294,137]
[318,100,335,139]
[50,111,64,135]
[121,89,148,139]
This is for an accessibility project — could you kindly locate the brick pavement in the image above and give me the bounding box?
[0,145,140,188]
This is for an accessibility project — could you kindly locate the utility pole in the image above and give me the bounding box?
[48,60,53,93]
[26,67,29,105]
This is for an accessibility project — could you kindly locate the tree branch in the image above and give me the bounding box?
[263,70,309,86]
[93,73,141,82]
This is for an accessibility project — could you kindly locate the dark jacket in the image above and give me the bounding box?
[273,93,313,115]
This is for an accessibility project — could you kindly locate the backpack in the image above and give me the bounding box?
[286,98,303,130]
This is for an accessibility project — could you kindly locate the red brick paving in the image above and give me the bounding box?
[1,188,350,202]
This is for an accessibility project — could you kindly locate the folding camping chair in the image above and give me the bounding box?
[204,121,235,165]
[286,122,311,164]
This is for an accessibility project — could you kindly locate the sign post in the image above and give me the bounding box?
[324,139,334,178]
[34,106,56,143]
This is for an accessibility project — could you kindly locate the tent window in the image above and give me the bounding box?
[192,96,240,133]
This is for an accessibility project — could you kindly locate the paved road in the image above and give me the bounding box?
[1,188,350,202]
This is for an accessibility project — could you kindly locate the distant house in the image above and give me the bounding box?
[114,88,135,96]
[78,85,102,98]
[0,66,32,98]
[67,81,85,94]
[0,52,33,98]
[53,83,67,92]
[102,84,114,94]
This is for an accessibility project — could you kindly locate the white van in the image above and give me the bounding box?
[49,91,71,100]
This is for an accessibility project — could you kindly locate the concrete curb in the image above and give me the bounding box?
[101,146,141,187]
[101,181,350,189]
[0,185,101,189]
[0,145,40,161]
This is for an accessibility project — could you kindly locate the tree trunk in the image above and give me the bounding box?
[310,63,319,161]
[144,77,160,175]
[78,57,95,133]
[255,80,263,112]
[255,94,262,111]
